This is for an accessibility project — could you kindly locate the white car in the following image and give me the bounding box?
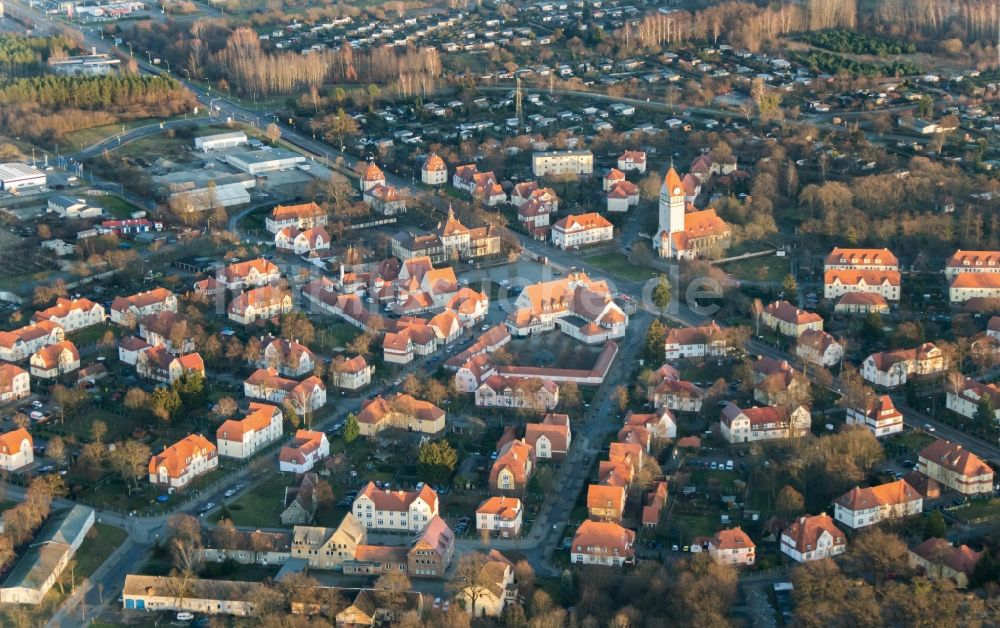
[176,612,194,621]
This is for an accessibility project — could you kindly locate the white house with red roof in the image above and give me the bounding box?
[228,286,292,325]
[606,181,640,213]
[275,226,331,255]
[0,364,29,403]
[663,321,728,359]
[570,520,635,567]
[617,150,646,173]
[149,434,218,488]
[780,514,846,563]
[29,341,79,379]
[862,343,946,388]
[720,402,810,443]
[602,168,626,192]
[834,479,923,529]
[551,212,613,250]
[944,250,1000,279]
[218,258,282,291]
[136,345,204,384]
[823,247,900,301]
[260,337,317,377]
[506,271,628,343]
[265,202,327,234]
[0,321,64,362]
[216,402,283,459]
[359,162,385,192]
[946,377,1000,423]
[331,355,373,391]
[524,413,571,460]
[110,288,177,325]
[0,427,33,471]
[476,498,523,539]
[351,481,439,532]
[846,394,903,437]
[708,527,756,566]
[421,153,447,185]
[32,298,105,332]
[795,329,844,367]
[279,430,329,473]
[243,368,327,413]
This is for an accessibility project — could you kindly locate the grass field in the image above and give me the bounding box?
[46,406,135,444]
[59,119,160,152]
[950,497,1000,523]
[212,473,292,528]
[75,523,128,578]
[718,255,789,284]
[584,253,659,283]
[98,196,142,219]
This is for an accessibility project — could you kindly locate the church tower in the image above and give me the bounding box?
[655,165,685,258]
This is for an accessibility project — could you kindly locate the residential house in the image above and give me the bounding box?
[824,247,899,271]
[0,427,33,471]
[834,480,923,529]
[551,213,613,250]
[117,336,150,366]
[489,439,536,493]
[138,311,194,354]
[243,368,327,414]
[617,150,646,173]
[524,413,571,460]
[917,440,994,495]
[570,520,635,567]
[218,258,282,291]
[909,538,982,588]
[606,181,640,213]
[216,402,283,459]
[458,550,518,618]
[824,269,901,301]
[280,472,320,525]
[421,153,447,185]
[228,286,293,325]
[642,482,668,528]
[751,357,808,406]
[390,208,500,264]
[946,377,1000,423]
[862,343,946,388]
[624,408,678,440]
[452,164,479,192]
[845,394,904,437]
[944,250,1000,279]
[29,341,79,379]
[587,484,626,522]
[720,403,811,444]
[265,202,328,234]
[290,513,366,569]
[359,162,386,192]
[407,515,454,578]
[279,430,330,474]
[331,355,373,391]
[532,150,594,177]
[260,337,318,377]
[603,168,626,192]
[31,297,104,332]
[780,514,847,563]
[0,364,29,403]
[476,376,559,411]
[355,393,445,436]
[647,365,703,413]
[135,345,204,384]
[506,271,628,343]
[364,184,407,215]
[949,272,1000,303]
[351,482,439,532]
[110,288,177,325]
[761,301,823,337]
[708,527,756,566]
[148,434,219,488]
[476,497,523,539]
[663,321,727,359]
[0,321,64,362]
[275,226,331,255]
[796,329,844,368]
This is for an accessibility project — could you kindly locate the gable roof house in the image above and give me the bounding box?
[862,343,946,388]
[0,427,33,471]
[135,344,204,384]
[216,402,283,460]
[138,311,194,354]
[720,402,811,444]
[524,413,571,460]
[0,320,65,362]
[506,271,628,344]
[259,336,318,377]
[32,297,105,332]
[279,430,330,474]
[570,520,635,567]
[917,440,994,495]
[148,434,219,488]
[780,514,847,563]
[217,258,282,291]
[243,368,327,414]
[110,288,178,325]
[265,202,328,234]
[795,329,844,368]
[355,393,446,437]
[845,394,904,437]
[489,439,536,494]
[834,479,923,529]
[228,286,293,325]
[29,341,80,379]
[909,538,982,588]
[761,300,823,338]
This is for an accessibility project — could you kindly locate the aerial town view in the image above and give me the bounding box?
[0,0,999,625]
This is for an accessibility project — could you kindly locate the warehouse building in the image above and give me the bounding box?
[0,163,46,192]
[225,148,305,175]
[195,132,249,152]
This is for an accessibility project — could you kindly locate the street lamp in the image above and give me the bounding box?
[126,42,133,58]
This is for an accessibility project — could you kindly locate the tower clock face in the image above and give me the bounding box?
[674,187,682,195]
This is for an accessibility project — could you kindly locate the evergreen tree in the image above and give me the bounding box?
[343,413,360,443]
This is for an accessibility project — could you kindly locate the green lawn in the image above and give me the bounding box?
[59,118,160,152]
[43,407,135,444]
[315,321,362,352]
[718,255,789,284]
[67,322,115,348]
[211,473,292,528]
[950,497,1000,523]
[75,523,128,578]
[668,513,717,543]
[583,253,659,283]
[98,196,142,219]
